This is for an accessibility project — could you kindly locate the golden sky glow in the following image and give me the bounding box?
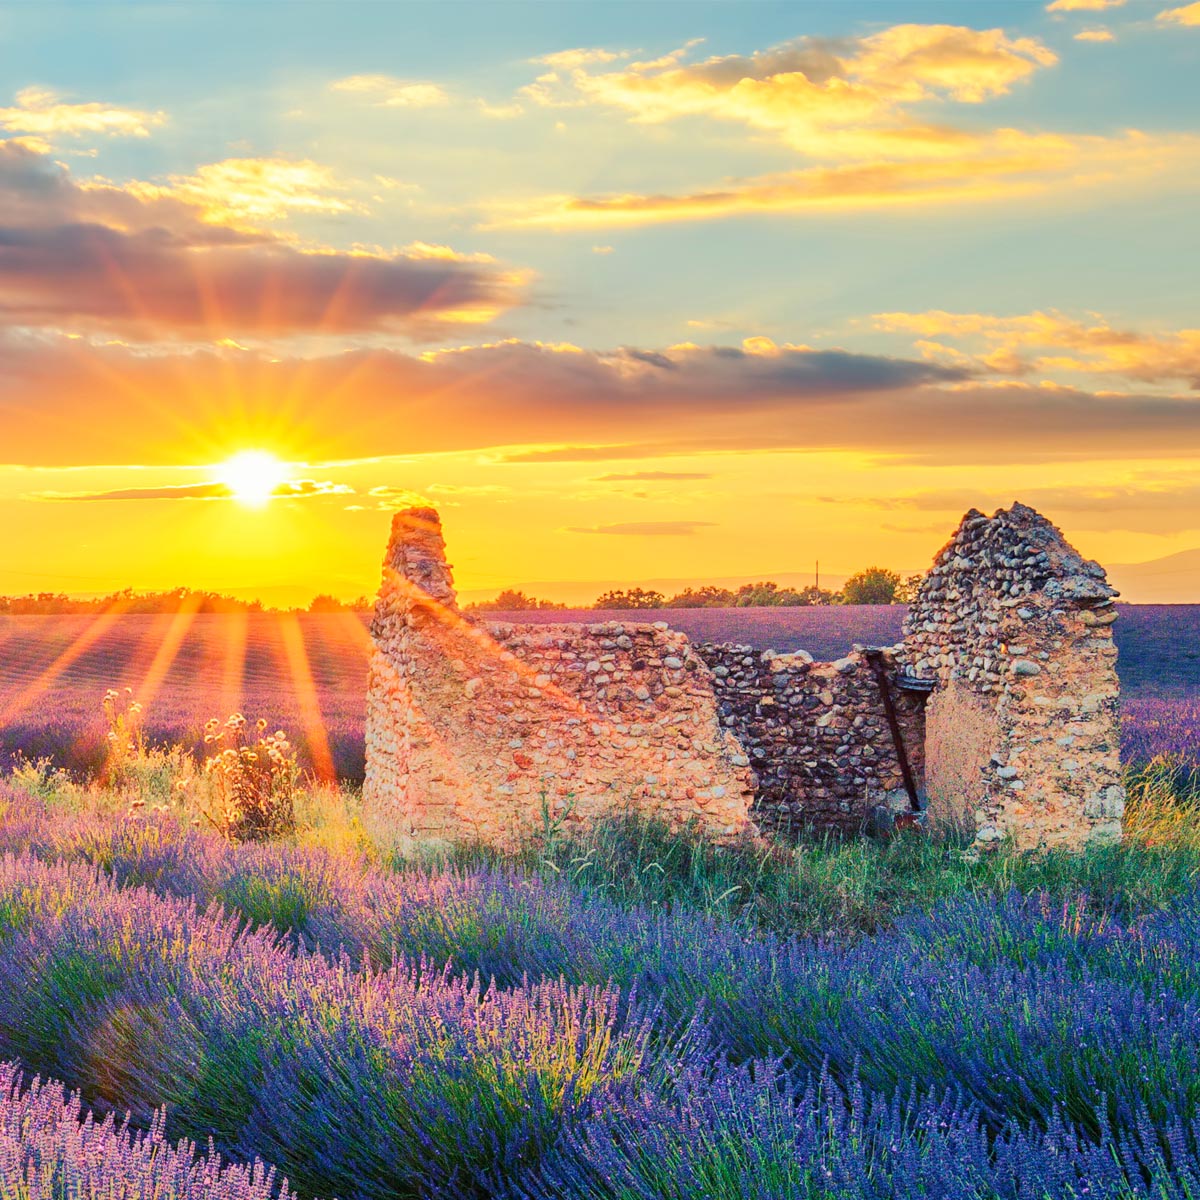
[1,2,1198,603]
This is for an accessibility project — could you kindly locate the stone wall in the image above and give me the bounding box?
[697,644,926,838]
[364,501,1124,852]
[363,508,757,849]
[904,503,1124,848]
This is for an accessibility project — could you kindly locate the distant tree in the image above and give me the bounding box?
[593,587,665,610]
[309,593,350,613]
[841,567,901,605]
[796,585,838,606]
[665,585,736,608]
[893,573,925,605]
[734,581,807,607]
[467,589,567,612]
[0,587,271,616]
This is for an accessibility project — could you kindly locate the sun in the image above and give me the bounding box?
[219,450,287,508]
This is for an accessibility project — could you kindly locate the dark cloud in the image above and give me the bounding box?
[567,521,717,536]
[0,140,525,339]
[2,332,1198,469]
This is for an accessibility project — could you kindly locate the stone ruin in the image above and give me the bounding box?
[364,502,1124,851]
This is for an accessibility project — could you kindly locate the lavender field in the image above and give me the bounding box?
[0,782,1199,1197]
[1,605,1196,780]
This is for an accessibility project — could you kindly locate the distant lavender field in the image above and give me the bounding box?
[1,604,1196,780]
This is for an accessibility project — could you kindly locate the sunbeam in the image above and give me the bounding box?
[276,612,336,783]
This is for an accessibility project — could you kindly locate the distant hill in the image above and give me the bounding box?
[1108,549,1200,604]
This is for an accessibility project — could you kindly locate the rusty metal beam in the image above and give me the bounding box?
[863,648,922,815]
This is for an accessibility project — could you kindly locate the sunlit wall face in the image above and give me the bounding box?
[1,1,1198,606]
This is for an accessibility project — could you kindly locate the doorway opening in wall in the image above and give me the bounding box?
[864,647,932,836]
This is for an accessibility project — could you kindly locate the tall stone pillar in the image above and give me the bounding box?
[904,504,1124,849]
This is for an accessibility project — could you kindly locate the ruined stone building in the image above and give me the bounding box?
[364,503,1124,851]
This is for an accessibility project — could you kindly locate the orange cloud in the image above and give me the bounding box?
[594,472,712,481]
[1074,29,1116,41]
[329,75,449,107]
[1157,1,1200,22]
[829,476,1200,535]
[3,330,1197,472]
[567,521,716,536]
[0,140,528,339]
[487,131,1200,227]
[0,87,165,139]
[875,309,1200,386]
[33,479,352,502]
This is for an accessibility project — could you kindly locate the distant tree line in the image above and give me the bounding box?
[467,569,924,612]
[0,587,374,616]
[467,589,570,613]
[4,570,923,617]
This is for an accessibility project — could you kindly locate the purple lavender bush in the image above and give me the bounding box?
[519,1057,1200,1200]
[0,852,667,1199]
[0,1060,293,1199]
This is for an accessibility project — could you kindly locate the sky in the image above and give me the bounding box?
[0,0,1198,605]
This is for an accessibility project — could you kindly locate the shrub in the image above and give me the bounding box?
[200,715,297,841]
[101,687,145,786]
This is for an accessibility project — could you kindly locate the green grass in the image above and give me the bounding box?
[429,753,1200,938]
[9,740,1200,942]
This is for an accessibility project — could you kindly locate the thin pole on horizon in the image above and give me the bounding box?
[815,561,819,591]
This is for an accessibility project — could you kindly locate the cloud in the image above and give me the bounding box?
[0,139,528,338]
[499,25,1200,228]
[366,485,433,511]
[531,48,627,69]
[426,483,509,496]
[1157,2,1200,23]
[330,75,449,107]
[500,445,655,464]
[34,478,351,502]
[1046,0,1124,10]
[525,26,1056,155]
[594,471,713,481]
[39,482,236,502]
[147,157,362,222]
[1074,29,1116,41]
[567,521,717,536]
[4,328,1199,471]
[826,476,1200,534]
[487,130,1200,228]
[0,87,164,139]
[478,100,524,119]
[874,309,1200,386]
[275,480,354,498]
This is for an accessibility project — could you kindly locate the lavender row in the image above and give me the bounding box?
[0,1060,292,1198]
[2,855,1200,1200]
[520,1059,1200,1200]
[6,790,1200,1148]
[0,851,663,1199]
